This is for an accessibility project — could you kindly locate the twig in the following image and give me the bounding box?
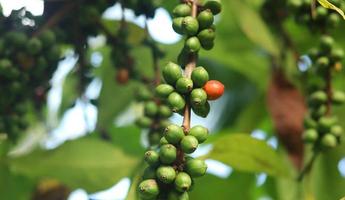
[297,151,319,181]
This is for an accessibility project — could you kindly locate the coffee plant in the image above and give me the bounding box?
[1,0,345,200]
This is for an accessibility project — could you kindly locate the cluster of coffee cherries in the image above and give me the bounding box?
[172,0,221,66]
[303,35,344,149]
[288,0,345,30]
[135,85,173,146]
[0,20,61,141]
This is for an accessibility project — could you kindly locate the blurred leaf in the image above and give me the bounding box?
[9,137,140,192]
[59,71,78,118]
[317,0,345,19]
[208,134,289,176]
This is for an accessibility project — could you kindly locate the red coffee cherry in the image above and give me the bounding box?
[203,80,224,100]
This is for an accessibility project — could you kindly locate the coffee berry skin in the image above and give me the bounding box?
[138,1,225,199]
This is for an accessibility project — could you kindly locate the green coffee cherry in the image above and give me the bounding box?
[144,101,158,117]
[197,29,216,43]
[180,135,199,154]
[197,9,214,29]
[320,35,334,53]
[143,167,156,180]
[185,158,207,178]
[138,179,160,200]
[160,137,169,146]
[173,17,185,35]
[160,144,177,164]
[331,48,344,62]
[149,132,162,146]
[159,105,173,118]
[189,125,209,143]
[27,38,42,55]
[176,77,194,94]
[156,84,175,98]
[331,125,343,137]
[192,101,210,118]
[310,105,327,119]
[315,6,327,20]
[173,4,191,17]
[156,166,176,184]
[136,116,153,128]
[321,134,337,148]
[163,62,183,85]
[332,90,345,105]
[201,41,214,50]
[318,116,338,133]
[174,172,192,192]
[144,150,160,166]
[39,30,56,48]
[165,124,185,145]
[185,37,201,53]
[191,67,209,87]
[316,57,330,69]
[204,0,222,15]
[304,116,318,128]
[309,91,327,106]
[327,13,340,27]
[303,129,318,142]
[190,89,208,107]
[168,191,189,200]
[182,16,199,36]
[168,92,186,112]
[160,120,172,131]
[136,86,153,101]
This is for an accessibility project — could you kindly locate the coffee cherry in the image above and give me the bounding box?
[189,125,208,143]
[149,132,162,146]
[197,9,214,29]
[318,116,337,133]
[332,90,345,105]
[160,136,169,146]
[173,4,191,17]
[27,38,42,55]
[160,144,177,164]
[315,57,329,69]
[136,86,153,101]
[182,16,199,36]
[156,166,176,184]
[310,105,327,119]
[331,48,344,62]
[156,84,175,98]
[320,35,334,53]
[159,120,172,131]
[203,80,224,100]
[201,40,214,51]
[39,30,56,48]
[315,6,327,20]
[138,179,160,200]
[204,0,222,15]
[309,91,327,106]
[144,150,160,166]
[173,17,185,35]
[180,135,199,154]
[165,124,185,145]
[168,191,189,200]
[185,158,207,178]
[192,101,210,118]
[136,116,153,128]
[321,134,337,148]
[190,89,207,106]
[168,92,186,112]
[331,125,343,137]
[327,13,340,27]
[176,77,194,94]
[197,29,216,44]
[144,101,158,117]
[185,37,201,53]
[163,62,182,85]
[302,129,318,142]
[191,67,209,87]
[143,167,156,180]
[174,172,192,192]
[159,105,173,118]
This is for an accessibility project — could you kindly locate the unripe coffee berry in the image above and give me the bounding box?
[174,172,192,192]
[327,13,340,27]
[176,77,194,94]
[318,116,338,133]
[332,90,345,105]
[168,92,186,112]
[173,4,191,17]
[136,116,153,128]
[192,101,210,118]
[156,84,175,98]
[316,57,329,69]
[321,134,337,148]
[185,37,201,53]
[190,88,208,106]
[168,191,189,200]
[159,105,173,118]
[144,150,160,166]
[180,135,199,154]
[160,144,177,164]
[165,124,185,144]
[160,136,169,146]
[191,67,209,87]
[302,129,318,142]
[144,101,158,117]
[204,0,222,15]
[136,86,153,101]
[331,125,343,137]
[182,16,199,36]
[156,166,176,184]
[203,80,225,100]
[185,158,207,178]
[309,90,327,106]
[310,105,327,119]
[331,48,344,62]
[189,125,209,143]
[163,62,182,85]
[320,35,334,53]
[138,179,160,200]
[149,132,162,146]
[197,29,216,44]
[173,17,184,35]
[197,9,214,29]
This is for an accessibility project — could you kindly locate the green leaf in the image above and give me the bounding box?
[9,137,141,192]
[228,0,280,57]
[317,0,345,19]
[207,134,289,177]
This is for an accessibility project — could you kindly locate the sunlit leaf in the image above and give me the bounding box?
[317,0,345,19]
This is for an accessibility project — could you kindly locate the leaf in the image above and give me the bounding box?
[9,137,141,192]
[317,0,345,19]
[207,134,289,177]
[229,0,280,57]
